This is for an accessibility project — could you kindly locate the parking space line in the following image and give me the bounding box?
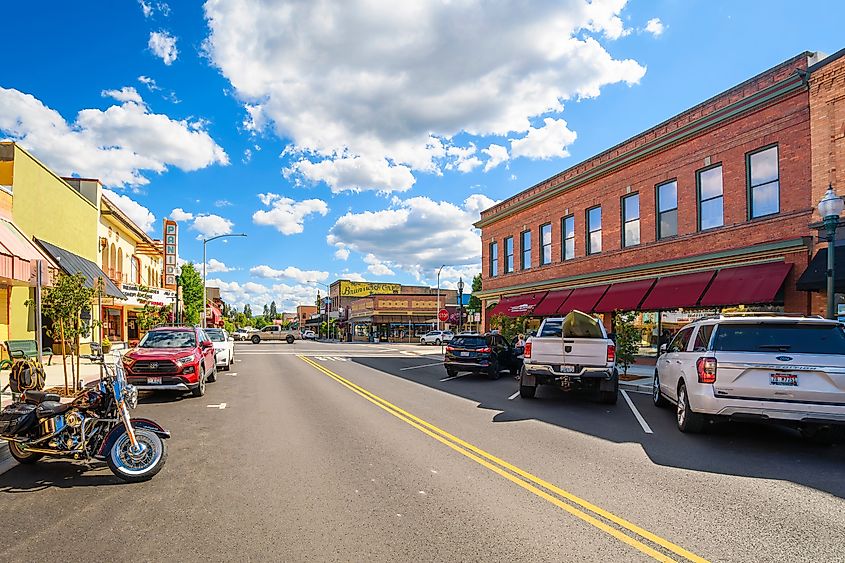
[507,391,520,400]
[400,361,444,371]
[621,390,653,434]
[439,373,470,382]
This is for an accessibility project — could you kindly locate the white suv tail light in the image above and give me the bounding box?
[696,357,717,384]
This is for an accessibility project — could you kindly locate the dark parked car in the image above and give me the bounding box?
[444,334,523,379]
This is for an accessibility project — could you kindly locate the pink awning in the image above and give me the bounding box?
[489,291,548,317]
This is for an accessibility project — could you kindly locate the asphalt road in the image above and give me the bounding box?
[1,341,844,562]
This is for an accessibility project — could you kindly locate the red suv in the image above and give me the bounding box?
[122,326,217,397]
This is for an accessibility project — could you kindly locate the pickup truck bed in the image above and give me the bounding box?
[520,311,618,404]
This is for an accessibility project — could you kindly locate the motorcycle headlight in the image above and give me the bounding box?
[124,384,139,409]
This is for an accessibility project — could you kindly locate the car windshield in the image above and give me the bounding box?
[139,330,196,348]
[451,336,487,348]
[713,323,845,355]
[206,329,226,342]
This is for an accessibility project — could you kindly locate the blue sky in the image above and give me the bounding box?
[1,1,843,312]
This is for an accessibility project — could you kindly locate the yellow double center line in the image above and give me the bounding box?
[298,355,708,563]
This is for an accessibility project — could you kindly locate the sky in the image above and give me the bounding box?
[1,1,843,313]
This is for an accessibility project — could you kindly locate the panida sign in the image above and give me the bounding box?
[120,283,176,307]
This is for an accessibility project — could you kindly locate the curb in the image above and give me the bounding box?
[0,441,17,476]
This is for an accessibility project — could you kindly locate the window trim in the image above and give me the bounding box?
[489,241,499,278]
[655,179,679,240]
[561,215,575,261]
[621,192,640,248]
[539,222,552,266]
[695,162,724,232]
[520,230,532,270]
[586,205,602,255]
[746,143,780,220]
[504,236,514,274]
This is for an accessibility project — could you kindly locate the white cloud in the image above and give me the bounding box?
[137,76,160,91]
[0,87,228,187]
[103,189,156,233]
[169,208,194,222]
[206,258,232,273]
[149,31,178,65]
[102,87,144,105]
[341,272,367,283]
[214,199,232,208]
[203,1,645,191]
[250,265,328,284]
[510,118,578,160]
[191,213,233,238]
[334,246,350,261]
[139,0,153,17]
[252,193,329,235]
[644,18,665,37]
[482,144,509,172]
[327,194,497,281]
[363,254,395,277]
[207,277,317,314]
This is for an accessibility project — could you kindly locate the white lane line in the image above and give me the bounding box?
[507,391,520,400]
[229,372,238,377]
[399,361,444,371]
[439,373,470,382]
[620,390,653,434]
[207,403,227,409]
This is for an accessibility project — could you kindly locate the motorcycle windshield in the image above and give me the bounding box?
[112,357,127,402]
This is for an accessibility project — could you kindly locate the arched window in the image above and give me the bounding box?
[101,243,109,273]
[109,244,117,280]
[131,256,140,284]
[116,248,123,282]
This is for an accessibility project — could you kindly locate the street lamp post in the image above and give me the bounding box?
[457,277,464,333]
[436,264,445,331]
[309,280,331,340]
[202,233,247,328]
[817,185,844,319]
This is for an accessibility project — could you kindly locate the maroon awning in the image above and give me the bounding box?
[699,262,792,307]
[488,291,548,317]
[640,270,716,310]
[559,285,609,314]
[593,278,657,313]
[532,289,572,316]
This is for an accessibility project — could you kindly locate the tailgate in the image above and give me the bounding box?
[528,337,565,364]
[714,352,845,404]
[563,338,610,367]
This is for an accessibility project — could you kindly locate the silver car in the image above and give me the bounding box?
[420,330,454,345]
[653,313,845,441]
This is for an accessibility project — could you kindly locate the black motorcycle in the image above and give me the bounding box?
[0,356,170,482]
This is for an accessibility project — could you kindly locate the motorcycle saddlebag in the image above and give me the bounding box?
[0,402,38,437]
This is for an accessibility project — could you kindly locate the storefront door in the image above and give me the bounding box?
[102,307,123,343]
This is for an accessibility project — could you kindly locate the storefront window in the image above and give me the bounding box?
[657,180,678,239]
[587,206,602,254]
[521,230,531,270]
[622,193,640,247]
[540,223,552,265]
[697,165,724,230]
[562,215,575,260]
[490,241,498,277]
[504,236,514,273]
[748,145,779,218]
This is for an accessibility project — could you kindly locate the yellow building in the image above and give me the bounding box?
[95,190,173,345]
[0,142,124,355]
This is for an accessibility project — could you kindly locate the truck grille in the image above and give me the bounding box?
[132,360,178,374]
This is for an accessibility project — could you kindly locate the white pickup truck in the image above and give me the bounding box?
[249,325,299,344]
[519,311,618,404]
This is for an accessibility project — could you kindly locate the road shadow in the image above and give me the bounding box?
[0,459,123,491]
[353,356,845,500]
[137,391,189,404]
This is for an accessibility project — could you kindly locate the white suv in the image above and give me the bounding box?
[420,330,454,345]
[653,313,845,440]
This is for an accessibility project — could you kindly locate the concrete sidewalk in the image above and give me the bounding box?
[618,363,654,393]
[1,356,104,408]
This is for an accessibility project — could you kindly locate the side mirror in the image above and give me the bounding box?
[201,340,213,349]
[659,344,667,354]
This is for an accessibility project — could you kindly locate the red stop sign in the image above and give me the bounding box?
[438,309,449,322]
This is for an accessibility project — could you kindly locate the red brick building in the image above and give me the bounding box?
[475,50,845,355]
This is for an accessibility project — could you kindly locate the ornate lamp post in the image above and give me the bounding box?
[457,277,464,333]
[817,185,844,319]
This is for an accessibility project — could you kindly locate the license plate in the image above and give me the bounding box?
[770,373,797,386]
[561,365,576,373]
[147,377,162,385]
[459,352,469,357]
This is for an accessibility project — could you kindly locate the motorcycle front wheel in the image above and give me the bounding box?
[107,428,167,482]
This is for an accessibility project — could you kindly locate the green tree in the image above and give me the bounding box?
[36,271,94,393]
[468,273,482,312]
[263,304,270,321]
[177,262,203,325]
[489,313,528,342]
[269,300,278,319]
[223,319,235,333]
[253,316,269,329]
[137,303,171,332]
[243,304,252,317]
[613,311,639,375]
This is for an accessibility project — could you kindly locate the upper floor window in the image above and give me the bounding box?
[657,180,678,239]
[504,236,514,273]
[562,215,575,260]
[748,145,779,218]
[622,193,640,247]
[131,256,140,284]
[697,164,724,230]
[521,230,532,270]
[540,223,552,265]
[587,206,602,255]
[489,241,499,277]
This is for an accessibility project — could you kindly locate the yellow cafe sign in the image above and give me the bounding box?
[338,281,402,297]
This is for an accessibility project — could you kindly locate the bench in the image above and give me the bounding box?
[4,340,53,365]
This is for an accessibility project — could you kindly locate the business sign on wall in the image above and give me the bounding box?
[338,281,401,297]
[121,283,176,307]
